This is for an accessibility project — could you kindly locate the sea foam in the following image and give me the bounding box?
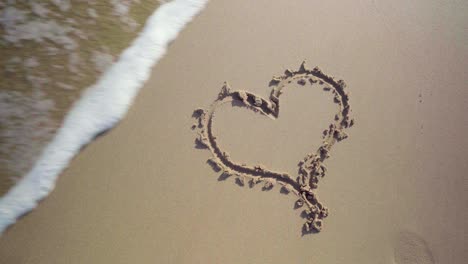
[0,0,209,234]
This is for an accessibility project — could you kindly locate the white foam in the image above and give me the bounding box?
[0,0,209,234]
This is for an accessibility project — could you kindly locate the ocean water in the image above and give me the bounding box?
[0,1,163,186]
[0,0,208,234]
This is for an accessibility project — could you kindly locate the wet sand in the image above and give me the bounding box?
[0,0,160,194]
[1,0,467,263]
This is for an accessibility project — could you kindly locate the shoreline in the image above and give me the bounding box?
[0,0,162,192]
[0,0,208,234]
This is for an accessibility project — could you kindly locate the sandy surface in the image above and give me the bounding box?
[1,0,467,263]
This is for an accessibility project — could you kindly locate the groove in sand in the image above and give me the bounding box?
[192,61,354,234]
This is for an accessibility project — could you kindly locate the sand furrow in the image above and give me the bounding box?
[192,61,354,234]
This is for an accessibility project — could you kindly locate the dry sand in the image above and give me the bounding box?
[1,0,467,263]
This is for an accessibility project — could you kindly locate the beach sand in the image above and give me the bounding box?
[0,0,161,194]
[1,0,467,263]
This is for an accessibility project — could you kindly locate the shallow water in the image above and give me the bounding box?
[0,0,208,233]
[0,0,162,194]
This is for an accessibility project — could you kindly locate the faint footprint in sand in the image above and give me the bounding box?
[394,231,435,264]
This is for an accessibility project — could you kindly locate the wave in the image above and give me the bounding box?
[0,0,209,234]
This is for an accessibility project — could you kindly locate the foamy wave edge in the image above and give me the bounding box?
[0,0,209,234]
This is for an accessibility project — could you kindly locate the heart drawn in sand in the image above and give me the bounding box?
[191,61,354,234]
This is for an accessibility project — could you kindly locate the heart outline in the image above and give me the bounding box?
[192,61,354,234]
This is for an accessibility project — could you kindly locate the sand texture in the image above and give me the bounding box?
[0,0,467,263]
[192,61,353,233]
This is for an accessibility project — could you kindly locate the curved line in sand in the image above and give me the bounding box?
[192,61,354,234]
